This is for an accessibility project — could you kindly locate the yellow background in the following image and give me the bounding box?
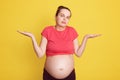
[0,0,120,80]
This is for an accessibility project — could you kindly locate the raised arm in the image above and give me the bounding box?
[17,30,47,58]
[74,34,101,57]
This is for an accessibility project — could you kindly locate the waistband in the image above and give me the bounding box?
[43,68,76,80]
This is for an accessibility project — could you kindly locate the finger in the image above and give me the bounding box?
[95,34,102,37]
[92,34,101,38]
[17,30,23,34]
[17,30,27,35]
[17,30,23,33]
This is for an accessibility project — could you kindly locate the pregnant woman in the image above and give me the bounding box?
[18,6,101,80]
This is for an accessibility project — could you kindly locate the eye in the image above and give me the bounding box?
[60,14,64,17]
[66,16,70,19]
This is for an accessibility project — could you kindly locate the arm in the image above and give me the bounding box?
[31,36,47,58]
[74,34,101,57]
[17,30,47,58]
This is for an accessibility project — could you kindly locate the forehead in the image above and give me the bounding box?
[59,9,71,16]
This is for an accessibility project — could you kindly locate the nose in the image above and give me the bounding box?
[63,17,66,21]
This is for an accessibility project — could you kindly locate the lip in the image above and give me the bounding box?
[61,21,66,24]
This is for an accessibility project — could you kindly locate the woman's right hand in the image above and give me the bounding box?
[17,30,34,38]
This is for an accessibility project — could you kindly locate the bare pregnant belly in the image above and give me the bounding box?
[44,54,74,79]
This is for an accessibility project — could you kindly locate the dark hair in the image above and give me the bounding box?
[55,6,72,17]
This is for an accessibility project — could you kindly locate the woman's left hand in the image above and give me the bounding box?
[85,34,102,39]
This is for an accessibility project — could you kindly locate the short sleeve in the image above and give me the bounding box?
[41,27,48,39]
[71,27,78,40]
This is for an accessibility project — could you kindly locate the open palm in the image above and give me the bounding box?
[17,30,34,38]
[85,34,101,39]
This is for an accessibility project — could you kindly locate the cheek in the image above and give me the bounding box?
[66,19,69,23]
[56,17,62,22]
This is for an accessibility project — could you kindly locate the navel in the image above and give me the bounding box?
[59,68,64,71]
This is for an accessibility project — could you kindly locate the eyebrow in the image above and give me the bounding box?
[60,13,70,17]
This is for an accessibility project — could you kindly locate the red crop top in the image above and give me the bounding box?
[41,26,78,56]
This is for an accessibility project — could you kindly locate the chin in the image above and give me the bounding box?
[60,24,67,27]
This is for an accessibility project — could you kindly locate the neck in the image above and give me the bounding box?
[55,25,66,31]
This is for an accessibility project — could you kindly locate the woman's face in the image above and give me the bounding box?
[55,9,71,27]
